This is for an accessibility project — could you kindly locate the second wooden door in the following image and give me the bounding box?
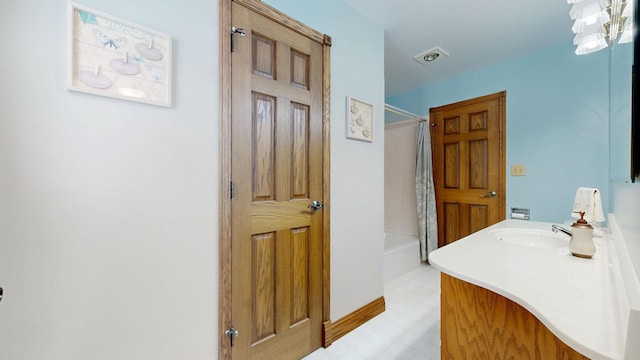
[430,92,506,246]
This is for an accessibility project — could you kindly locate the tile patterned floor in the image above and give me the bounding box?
[303,264,441,360]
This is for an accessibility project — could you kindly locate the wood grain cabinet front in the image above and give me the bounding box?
[441,273,590,360]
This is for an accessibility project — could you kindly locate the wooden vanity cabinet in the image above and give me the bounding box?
[440,274,590,360]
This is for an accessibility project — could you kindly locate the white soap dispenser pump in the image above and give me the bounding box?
[570,211,595,259]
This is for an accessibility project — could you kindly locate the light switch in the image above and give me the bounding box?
[511,164,526,176]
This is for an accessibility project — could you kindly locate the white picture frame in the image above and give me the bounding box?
[67,2,172,107]
[346,97,374,142]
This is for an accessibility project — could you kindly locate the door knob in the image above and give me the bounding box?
[308,200,324,211]
[482,191,497,198]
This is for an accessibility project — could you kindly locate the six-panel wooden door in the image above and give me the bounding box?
[430,92,506,246]
[230,2,325,359]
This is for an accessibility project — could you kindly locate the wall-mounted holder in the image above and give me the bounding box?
[511,207,530,220]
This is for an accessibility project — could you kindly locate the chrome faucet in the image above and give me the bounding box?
[551,224,572,237]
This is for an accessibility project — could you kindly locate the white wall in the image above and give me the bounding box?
[0,0,218,358]
[384,121,418,236]
[0,0,385,358]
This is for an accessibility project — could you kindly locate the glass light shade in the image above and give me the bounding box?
[619,20,634,43]
[575,33,609,54]
[570,0,611,19]
[573,24,607,44]
[572,12,611,33]
[567,0,586,3]
[622,1,634,18]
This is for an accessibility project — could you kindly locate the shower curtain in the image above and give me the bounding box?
[415,121,438,261]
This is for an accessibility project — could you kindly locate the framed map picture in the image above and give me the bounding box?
[346,97,374,142]
[67,2,172,107]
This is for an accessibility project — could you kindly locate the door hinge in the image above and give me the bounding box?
[230,181,235,199]
[225,326,239,347]
[231,26,245,52]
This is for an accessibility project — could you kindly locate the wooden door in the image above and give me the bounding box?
[430,92,506,247]
[227,2,327,359]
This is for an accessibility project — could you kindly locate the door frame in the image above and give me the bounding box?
[218,1,332,358]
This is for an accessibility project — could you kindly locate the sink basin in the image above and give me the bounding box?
[490,229,570,248]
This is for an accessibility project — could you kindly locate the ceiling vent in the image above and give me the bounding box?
[413,47,449,65]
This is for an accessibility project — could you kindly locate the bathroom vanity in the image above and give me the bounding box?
[429,219,637,360]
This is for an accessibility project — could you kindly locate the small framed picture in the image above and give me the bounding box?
[346,97,374,142]
[67,2,172,107]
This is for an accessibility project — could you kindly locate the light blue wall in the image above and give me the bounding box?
[609,43,633,180]
[609,41,640,283]
[387,44,610,223]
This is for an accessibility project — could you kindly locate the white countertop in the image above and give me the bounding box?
[428,219,629,360]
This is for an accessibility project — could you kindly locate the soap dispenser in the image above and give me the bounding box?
[570,211,595,259]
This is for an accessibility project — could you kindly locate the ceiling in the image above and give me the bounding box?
[342,0,577,97]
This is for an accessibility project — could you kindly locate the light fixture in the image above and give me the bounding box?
[568,0,635,55]
[424,53,439,62]
[413,47,450,65]
[619,0,636,42]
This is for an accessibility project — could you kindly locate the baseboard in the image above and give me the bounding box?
[322,296,386,347]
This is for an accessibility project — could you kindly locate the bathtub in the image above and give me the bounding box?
[384,232,421,282]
